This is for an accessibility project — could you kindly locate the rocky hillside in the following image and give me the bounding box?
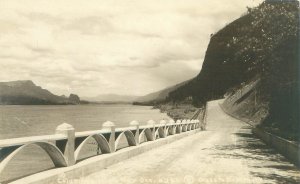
[161,1,299,139]
[168,0,298,104]
[0,80,82,105]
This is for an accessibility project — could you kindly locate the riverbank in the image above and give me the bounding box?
[154,103,199,120]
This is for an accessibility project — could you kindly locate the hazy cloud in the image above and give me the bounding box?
[0,0,263,96]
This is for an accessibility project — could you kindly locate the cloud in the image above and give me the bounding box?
[0,0,263,96]
[63,16,114,35]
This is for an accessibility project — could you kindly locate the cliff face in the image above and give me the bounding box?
[166,1,299,139]
[0,80,81,105]
[168,1,299,106]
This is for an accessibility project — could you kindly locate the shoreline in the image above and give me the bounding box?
[154,103,199,120]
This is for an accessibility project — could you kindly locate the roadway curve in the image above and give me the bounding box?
[83,99,300,184]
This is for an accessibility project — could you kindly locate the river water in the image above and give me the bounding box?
[0,104,170,139]
[0,104,170,183]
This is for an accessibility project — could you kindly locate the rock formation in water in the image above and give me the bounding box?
[69,94,81,104]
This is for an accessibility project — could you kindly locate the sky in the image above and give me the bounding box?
[0,0,263,97]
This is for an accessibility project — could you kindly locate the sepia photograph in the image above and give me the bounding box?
[0,0,299,183]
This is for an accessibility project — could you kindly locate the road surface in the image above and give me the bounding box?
[80,99,300,184]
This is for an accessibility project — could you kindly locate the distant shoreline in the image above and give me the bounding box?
[0,101,136,106]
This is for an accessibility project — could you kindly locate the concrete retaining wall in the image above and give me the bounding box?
[11,129,200,184]
[252,128,300,167]
[221,101,300,167]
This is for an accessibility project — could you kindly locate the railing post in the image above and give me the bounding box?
[130,120,140,145]
[187,119,190,131]
[195,119,199,129]
[191,120,195,130]
[147,120,156,141]
[176,120,182,133]
[182,119,187,132]
[102,121,116,152]
[55,123,75,166]
[160,120,167,138]
[169,119,176,134]
[160,120,167,126]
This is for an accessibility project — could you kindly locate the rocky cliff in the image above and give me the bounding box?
[156,1,299,140]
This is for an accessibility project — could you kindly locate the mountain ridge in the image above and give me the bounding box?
[0,80,82,105]
[134,79,192,104]
[82,94,140,103]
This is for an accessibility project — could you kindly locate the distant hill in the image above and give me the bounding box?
[0,80,82,105]
[134,80,191,105]
[82,94,140,103]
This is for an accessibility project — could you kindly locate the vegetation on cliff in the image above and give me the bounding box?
[161,1,299,140]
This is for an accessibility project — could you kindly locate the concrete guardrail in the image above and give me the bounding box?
[0,114,205,183]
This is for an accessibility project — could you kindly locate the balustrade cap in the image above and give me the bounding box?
[169,119,175,124]
[75,129,110,137]
[115,127,135,132]
[102,121,115,128]
[139,125,151,129]
[129,120,139,126]
[147,120,155,125]
[0,134,67,148]
[56,122,74,130]
[160,120,167,125]
[176,120,181,124]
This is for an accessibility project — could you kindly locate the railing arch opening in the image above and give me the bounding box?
[168,126,175,135]
[176,125,181,134]
[182,125,187,132]
[165,127,170,136]
[115,130,136,151]
[0,142,66,183]
[74,134,111,162]
[155,127,166,139]
[139,128,153,143]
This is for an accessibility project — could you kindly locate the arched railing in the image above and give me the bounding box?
[115,130,137,151]
[0,109,205,183]
[0,142,67,175]
[74,133,111,162]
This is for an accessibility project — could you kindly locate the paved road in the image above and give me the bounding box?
[82,99,300,184]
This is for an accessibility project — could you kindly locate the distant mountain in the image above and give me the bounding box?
[134,79,191,105]
[82,94,140,103]
[0,80,82,105]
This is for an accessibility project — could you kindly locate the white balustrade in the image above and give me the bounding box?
[0,109,205,182]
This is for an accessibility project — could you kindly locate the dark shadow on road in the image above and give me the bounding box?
[211,127,300,184]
